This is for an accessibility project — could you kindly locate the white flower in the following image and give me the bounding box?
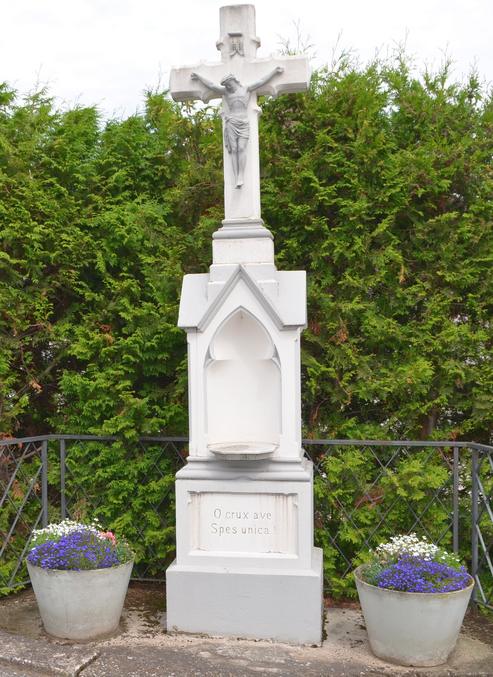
[32,519,105,540]
[375,533,439,560]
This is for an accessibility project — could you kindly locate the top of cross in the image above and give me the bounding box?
[216,4,261,61]
[170,5,310,104]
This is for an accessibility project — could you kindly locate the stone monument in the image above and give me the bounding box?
[166,4,323,644]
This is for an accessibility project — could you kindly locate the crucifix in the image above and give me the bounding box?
[167,5,323,645]
[169,4,311,229]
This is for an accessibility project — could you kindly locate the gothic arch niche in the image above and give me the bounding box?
[205,308,281,459]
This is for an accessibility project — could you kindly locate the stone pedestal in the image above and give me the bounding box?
[166,459,323,643]
[166,262,324,644]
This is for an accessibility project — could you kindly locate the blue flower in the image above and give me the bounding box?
[27,529,124,570]
[376,555,470,593]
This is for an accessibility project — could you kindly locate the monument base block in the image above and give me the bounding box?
[166,547,323,645]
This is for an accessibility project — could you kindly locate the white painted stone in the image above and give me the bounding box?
[178,266,307,330]
[166,548,323,645]
[174,464,315,570]
[180,272,305,460]
[189,491,297,555]
[167,4,322,646]
[169,4,310,247]
[206,308,281,456]
[212,236,274,265]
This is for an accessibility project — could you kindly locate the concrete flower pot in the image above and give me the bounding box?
[354,565,474,667]
[27,559,133,640]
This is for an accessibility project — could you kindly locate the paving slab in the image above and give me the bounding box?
[87,607,493,677]
[0,667,50,677]
[0,628,99,677]
[0,584,492,677]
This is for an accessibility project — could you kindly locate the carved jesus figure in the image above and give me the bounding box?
[191,67,284,188]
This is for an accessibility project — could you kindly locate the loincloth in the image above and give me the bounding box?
[223,115,249,152]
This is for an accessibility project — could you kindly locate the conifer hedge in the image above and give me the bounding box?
[1,56,492,593]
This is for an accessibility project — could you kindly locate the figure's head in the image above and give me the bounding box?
[220,74,240,92]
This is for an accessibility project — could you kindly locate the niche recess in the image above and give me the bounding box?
[205,308,281,459]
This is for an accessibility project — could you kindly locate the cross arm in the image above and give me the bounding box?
[248,55,311,98]
[169,62,228,103]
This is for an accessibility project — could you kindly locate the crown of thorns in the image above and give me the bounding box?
[220,74,239,85]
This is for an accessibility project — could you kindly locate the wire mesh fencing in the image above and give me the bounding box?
[1,435,491,608]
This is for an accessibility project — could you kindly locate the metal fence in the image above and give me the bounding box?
[1,435,491,609]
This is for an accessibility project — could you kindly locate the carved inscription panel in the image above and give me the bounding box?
[189,492,298,555]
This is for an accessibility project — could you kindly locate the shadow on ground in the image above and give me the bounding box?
[0,583,492,676]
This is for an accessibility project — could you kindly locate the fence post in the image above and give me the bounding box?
[60,438,67,519]
[471,448,479,605]
[452,445,459,554]
[41,440,48,527]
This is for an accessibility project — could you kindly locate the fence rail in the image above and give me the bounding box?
[0,435,491,609]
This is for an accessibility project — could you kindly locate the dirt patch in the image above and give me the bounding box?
[0,588,42,638]
[462,607,493,648]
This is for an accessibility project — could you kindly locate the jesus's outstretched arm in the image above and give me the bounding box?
[247,66,284,92]
[190,72,225,95]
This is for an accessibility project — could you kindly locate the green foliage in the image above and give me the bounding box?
[261,58,493,442]
[59,440,180,577]
[312,445,459,597]
[0,85,221,437]
[1,53,492,595]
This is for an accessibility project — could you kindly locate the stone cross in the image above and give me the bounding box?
[169,5,310,228]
